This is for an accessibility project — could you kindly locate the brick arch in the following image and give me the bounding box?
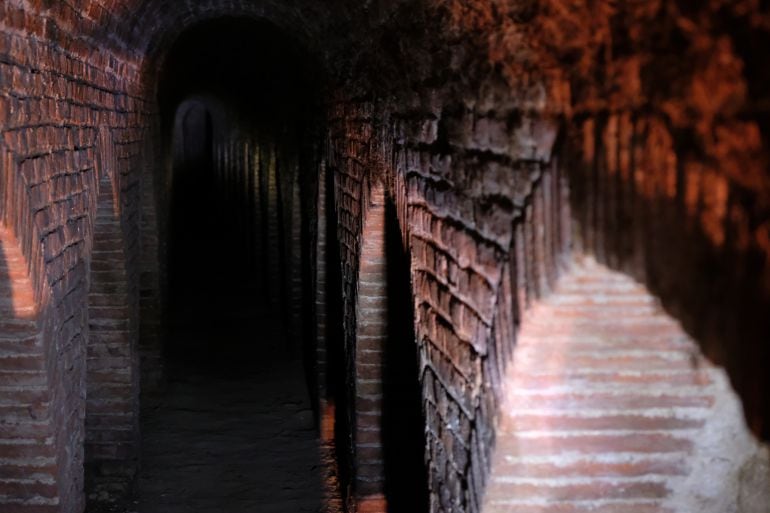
[126,2,326,84]
[568,112,770,439]
[84,165,139,499]
[133,2,317,57]
[0,144,62,512]
[353,179,429,513]
[0,224,57,511]
[0,147,59,512]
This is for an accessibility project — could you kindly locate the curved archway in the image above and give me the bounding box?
[0,145,60,511]
[482,257,770,512]
[133,15,325,511]
[128,3,324,84]
[0,224,56,511]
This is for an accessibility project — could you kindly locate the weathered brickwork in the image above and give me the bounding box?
[2,1,576,508]
[396,127,570,513]
[0,1,768,512]
[0,3,150,509]
[323,95,571,512]
[315,162,329,402]
[137,126,162,392]
[325,102,375,510]
[432,0,770,440]
[570,113,770,439]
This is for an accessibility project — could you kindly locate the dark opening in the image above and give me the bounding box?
[138,17,324,513]
[323,168,355,500]
[167,101,226,365]
[159,18,320,366]
[381,200,430,513]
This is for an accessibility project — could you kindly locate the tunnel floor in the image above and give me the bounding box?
[126,282,321,513]
[134,360,320,513]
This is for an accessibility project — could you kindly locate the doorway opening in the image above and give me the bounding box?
[136,17,323,513]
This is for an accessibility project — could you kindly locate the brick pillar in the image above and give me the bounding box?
[354,181,387,512]
[0,147,59,512]
[0,224,57,512]
[85,172,139,498]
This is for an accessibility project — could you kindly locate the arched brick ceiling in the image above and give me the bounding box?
[71,0,365,70]
[125,1,329,59]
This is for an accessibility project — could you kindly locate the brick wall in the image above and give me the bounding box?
[324,101,374,509]
[315,162,329,403]
[1,1,768,512]
[323,94,572,512]
[138,125,163,392]
[394,121,570,513]
[429,0,770,441]
[0,3,149,509]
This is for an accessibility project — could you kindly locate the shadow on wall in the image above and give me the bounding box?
[321,164,353,506]
[381,199,429,513]
[570,114,770,440]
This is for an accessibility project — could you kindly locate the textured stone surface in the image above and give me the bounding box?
[484,258,769,513]
[0,1,768,512]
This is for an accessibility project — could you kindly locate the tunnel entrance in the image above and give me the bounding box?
[133,17,323,513]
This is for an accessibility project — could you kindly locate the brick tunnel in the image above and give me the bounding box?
[0,2,769,513]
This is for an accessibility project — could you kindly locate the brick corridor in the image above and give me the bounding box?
[484,259,721,513]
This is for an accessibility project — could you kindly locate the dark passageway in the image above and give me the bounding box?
[381,200,429,513]
[132,17,323,513]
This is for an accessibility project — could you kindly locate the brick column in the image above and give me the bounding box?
[85,172,139,498]
[354,181,387,512]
